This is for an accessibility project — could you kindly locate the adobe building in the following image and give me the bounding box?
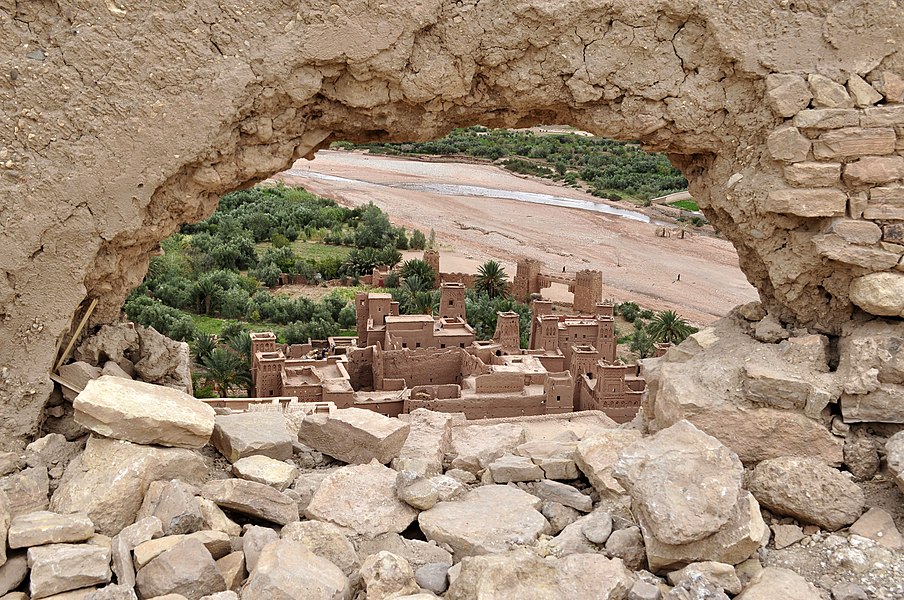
[511,258,602,315]
[576,359,646,424]
[250,331,355,405]
[356,284,476,351]
[528,300,616,366]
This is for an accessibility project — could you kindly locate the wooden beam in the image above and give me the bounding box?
[53,298,98,373]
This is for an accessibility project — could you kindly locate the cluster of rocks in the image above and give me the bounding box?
[1,363,901,599]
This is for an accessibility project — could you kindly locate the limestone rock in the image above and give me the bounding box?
[527,480,591,513]
[210,412,293,464]
[766,126,810,162]
[281,520,358,575]
[765,74,811,117]
[0,491,7,568]
[837,318,904,424]
[0,466,50,517]
[305,462,417,538]
[57,362,102,402]
[135,538,225,600]
[394,408,455,476]
[581,511,613,544]
[832,582,869,600]
[358,551,420,600]
[771,524,804,549]
[51,436,206,536]
[641,491,768,571]
[418,485,548,558]
[887,431,904,493]
[232,456,298,491]
[877,71,904,103]
[396,471,439,510]
[848,74,883,107]
[735,566,820,599]
[201,479,298,526]
[110,516,163,588]
[27,543,112,599]
[628,580,661,600]
[445,550,633,600]
[488,454,544,483]
[415,562,450,595]
[356,533,453,572]
[24,434,82,479]
[575,429,642,496]
[604,526,646,571]
[241,539,351,600]
[101,361,133,380]
[843,434,880,481]
[8,511,94,548]
[84,584,139,600]
[298,407,409,465]
[0,553,28,596]
[133,536,185,570]
[74,324,139,373]
[548,516,601,557]
[844,156,904,185]
[241,525,279,573]
[197,498,241,537]
[647,319,843,466]
[216,551,246,591]
[614,421,743,545]
[291,469,334,514]
[667,562,741,595]
[133,325,193,394]
[73,376,214,449]
[848,507,903,550]
[188,530,231,560]
[808,74,853,108]
[515,440,579,480]
[746,456,864,530]
[541,501,581,535]
[136,480,203,536]
[752,314,788,343]
[449,423,525,474]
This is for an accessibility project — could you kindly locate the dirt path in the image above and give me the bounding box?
[275,150,758,326]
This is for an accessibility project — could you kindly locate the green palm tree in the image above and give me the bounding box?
[400,259,437,288]
[647,310,696,345]
[474,260,509,299]
[194,278,218,315]
[200,348,251,398]
[190,333,217,363]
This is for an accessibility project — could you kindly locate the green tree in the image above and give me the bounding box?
[474,260,509,299]
[400,259,437,288]
[647,310,697,345]
[200,348,251,397]
[191,333,217,363]
[630,328,655,359]
[410,229,427,250]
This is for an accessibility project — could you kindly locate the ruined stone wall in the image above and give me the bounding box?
[572,270,603,314]
[2,0,904,447]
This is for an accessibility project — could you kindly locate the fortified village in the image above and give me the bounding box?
[3,2,904,600]
[242,254,649,424]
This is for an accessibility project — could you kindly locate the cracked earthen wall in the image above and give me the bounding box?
[1,0,904,448]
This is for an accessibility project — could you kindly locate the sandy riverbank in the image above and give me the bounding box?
[275,150,758,326]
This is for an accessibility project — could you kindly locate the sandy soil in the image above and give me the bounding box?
[275,150,758,326]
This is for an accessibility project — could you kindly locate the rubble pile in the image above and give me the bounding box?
[2,312,904,600]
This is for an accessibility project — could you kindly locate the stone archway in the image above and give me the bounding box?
[1,0,903,446]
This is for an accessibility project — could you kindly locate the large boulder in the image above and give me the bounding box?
[358,551,420,600]
[7,511,94,548]
[281,520,358,575]
[135,538,226,600]
[242,539,351,600]
[575,430,642,496]
[133,325,194,394]
[0,467,50,517]
[746,456,864,530]
[136,480,203,536]
[837,318,904,423]
[297,407,410,465]
[395,409,456,476]
[445,550,633,600]
[640,491,769,571]
[614,421,744,545]
[646,320,843,465]
[305,462,418,538]
[232,455,298,491]
[74,376,214,449]
[735,566,821,599]
[27,543,112,599]
[110,516,163,588]
[515,440,579,481]
[51,436,206,536]
[201,479,299,526]
[418,485,549,558]
[449,423,526,474]
[210,412,293,464]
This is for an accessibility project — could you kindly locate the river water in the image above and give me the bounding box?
[282,169,652,223]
